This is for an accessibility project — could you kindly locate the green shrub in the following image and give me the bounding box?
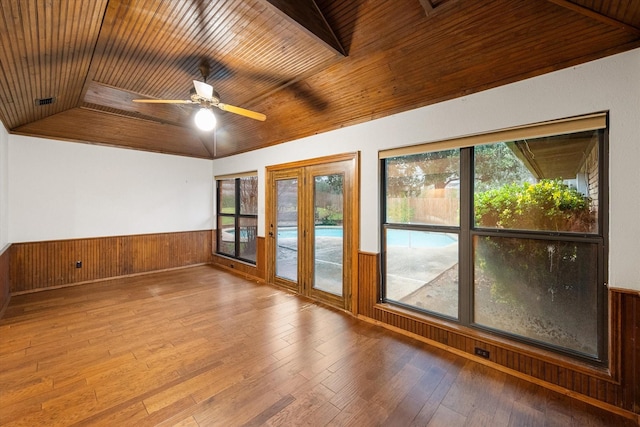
[474,179,594,232]
[386,198,414,223]
[315,206,343,225]
[474,179,596,311]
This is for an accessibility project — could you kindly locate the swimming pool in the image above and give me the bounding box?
[277,227,457,248]
[385,229,457,248]
[277,227,342,239]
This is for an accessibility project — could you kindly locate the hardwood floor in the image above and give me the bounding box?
[0,265,635,426]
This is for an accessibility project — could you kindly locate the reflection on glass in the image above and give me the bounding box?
[474,132,600,233]
[240,176,258,215]
[385,149,460,226]
[313,174,343,296]
[474,236,598,356]
[385,229,458,318]
[238,217,257,262]
[219,179,236,214]
[217,217,235,256]
[276,179,298,282]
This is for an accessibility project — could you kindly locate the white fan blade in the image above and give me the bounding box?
[193,80,214,99]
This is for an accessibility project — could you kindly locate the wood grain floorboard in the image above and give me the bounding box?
[0,265,635,426]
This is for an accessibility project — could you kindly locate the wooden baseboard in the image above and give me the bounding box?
[211,261,265,285]
[0,292,9,319]
[10,263,212,296]
[211,239,264,281]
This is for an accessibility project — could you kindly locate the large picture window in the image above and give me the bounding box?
[381,113,607,362]
[216,173,258,264]
[384,150,460,318]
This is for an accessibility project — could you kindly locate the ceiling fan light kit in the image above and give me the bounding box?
[194,108,216,131]
[132,60,266,131]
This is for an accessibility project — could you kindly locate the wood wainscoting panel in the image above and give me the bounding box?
[616,289,640,414]
[9,231,212,294]
[211,236,266,282]
[211,254,260,281]
[356,250,640,418]
[357,251,379,318]
[0,245,10,316]
[256,236,266,280]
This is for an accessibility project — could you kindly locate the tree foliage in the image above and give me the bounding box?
[386,143,534,199]
[474,142,533,192]
[239,176,258,214]
[386,150,459,197]
[316,174,343,194]
[474,179,594,232]
[474,179,597,324]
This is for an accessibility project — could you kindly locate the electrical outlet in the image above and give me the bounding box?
[76,261,82,268]
[474,347,490,359]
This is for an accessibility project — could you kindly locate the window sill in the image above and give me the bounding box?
[213,253,257,267]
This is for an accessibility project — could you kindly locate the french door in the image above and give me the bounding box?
[266,154,358,311]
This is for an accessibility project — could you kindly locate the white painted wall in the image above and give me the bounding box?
[0,125,8,249]
[9,137,213,242]
[212,48,640,291]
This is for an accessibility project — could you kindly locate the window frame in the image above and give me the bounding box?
[215,172,258,265]
[380,113,609,365]
[381,148,463,320]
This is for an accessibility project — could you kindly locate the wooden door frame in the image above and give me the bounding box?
[265,152,360,314]
[266,168,303,293]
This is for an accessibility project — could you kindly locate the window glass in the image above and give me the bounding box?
[382,120,606,362]
[216,175,258,264]
[238,216,258,262]
[217,216,236,256]
[385,149,460,226]
[240,176,258,215]
[473,236,598,356]
[219,179,236,215]
[474,131,600,233]
[385,229,458,318]
[276,179,298,281]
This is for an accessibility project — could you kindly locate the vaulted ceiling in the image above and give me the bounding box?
[1,0,639,159]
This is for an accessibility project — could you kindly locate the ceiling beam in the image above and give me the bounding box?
[83,81,190,127]
[547,0,640,37]
[418,0,435,16]
[262,0,346,56]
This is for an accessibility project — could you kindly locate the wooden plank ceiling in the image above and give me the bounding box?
[0,0,639,159]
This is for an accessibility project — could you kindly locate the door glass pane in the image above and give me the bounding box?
[474,131,600,233]
[313,174,343,296]
[385,149,460,226]
[276,179,298,282]
[474,236,599,357]
[385,229,458,318]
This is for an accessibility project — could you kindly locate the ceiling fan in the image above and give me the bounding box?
[132,61,266,131]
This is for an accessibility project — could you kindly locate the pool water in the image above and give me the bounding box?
[277,227,342,239]
[277,227,457,248]
[385,229,457,248]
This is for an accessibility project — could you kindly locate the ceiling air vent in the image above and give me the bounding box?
[35,97,56,106]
